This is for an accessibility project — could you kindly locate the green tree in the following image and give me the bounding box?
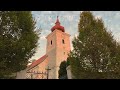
[58,61,68,79]
[0,11,39,78]
[68,11,120,79]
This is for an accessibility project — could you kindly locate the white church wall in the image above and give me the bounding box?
[66,65,73,79]
[16,69,27,79]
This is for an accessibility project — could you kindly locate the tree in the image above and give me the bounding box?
[58,61,68,79]
[0,11,39,78]
[68,11,120,79]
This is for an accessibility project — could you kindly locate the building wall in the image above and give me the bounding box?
[46,49,56,79]
[27,57,48,79]
[46,29,71,79]
[55,30,71,79]
[66,65,72,79]
[17,29,71,79]
[16,69,27,79]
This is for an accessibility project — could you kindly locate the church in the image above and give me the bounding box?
[21,16,71,79]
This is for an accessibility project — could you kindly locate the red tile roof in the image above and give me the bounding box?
[27,54,48,70]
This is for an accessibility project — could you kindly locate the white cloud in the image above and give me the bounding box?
[30,11,120,60]
[114,12,120,19]
[95,15,102,19]
[41,35,46,40]
[113,32,120,42]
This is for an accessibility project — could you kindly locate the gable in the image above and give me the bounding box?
[27,54,48,70]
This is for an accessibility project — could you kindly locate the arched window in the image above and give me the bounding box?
[62,39,65,44]
[51,40,52,45]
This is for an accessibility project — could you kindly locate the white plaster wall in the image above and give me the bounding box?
[66,66,72,79]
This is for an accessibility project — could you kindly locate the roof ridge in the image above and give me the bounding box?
[27,54,48,70]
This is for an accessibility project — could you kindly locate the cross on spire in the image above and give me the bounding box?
[55,16,60,25]
[51,15,65,32]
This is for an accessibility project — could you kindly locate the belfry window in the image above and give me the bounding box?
[51,40,52,45]
[62,39,65,44]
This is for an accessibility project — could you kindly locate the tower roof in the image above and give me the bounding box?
[51,16,65,32]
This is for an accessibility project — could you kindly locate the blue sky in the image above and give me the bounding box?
[30,11,120,60]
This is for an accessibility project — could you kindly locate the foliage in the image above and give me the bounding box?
[68,11,120,79]
[0,11,39,78]
[66,58,70,67]
[58,61,68,79]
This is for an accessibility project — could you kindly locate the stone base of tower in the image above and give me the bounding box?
[48,66,58,79]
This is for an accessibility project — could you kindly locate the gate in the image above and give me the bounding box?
[26,66,51,79]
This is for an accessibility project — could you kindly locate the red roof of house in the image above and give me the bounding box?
[28,54,48,70]
[51,16,65,32]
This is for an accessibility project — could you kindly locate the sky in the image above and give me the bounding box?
[30,11,120,61]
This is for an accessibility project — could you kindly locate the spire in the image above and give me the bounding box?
[55,16,60,25]
[51,16,65,32]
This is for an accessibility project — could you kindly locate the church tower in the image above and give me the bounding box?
[46,16,71,79]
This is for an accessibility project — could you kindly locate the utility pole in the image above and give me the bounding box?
[46,66,51,79]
